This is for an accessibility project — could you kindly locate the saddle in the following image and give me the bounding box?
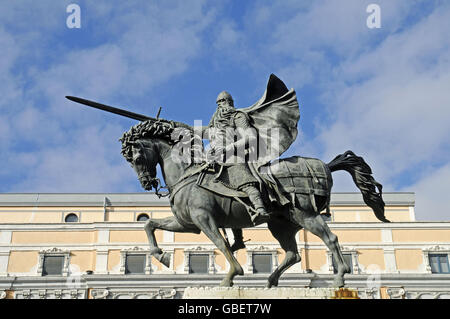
[196,165,248,198]
[195,156,332,213]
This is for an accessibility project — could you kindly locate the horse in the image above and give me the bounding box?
[120,119,389,288]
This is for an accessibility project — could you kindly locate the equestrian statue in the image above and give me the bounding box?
[66,74,389,288]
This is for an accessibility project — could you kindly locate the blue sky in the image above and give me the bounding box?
[1,0,449,221]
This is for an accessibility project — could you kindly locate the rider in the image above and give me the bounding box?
[205,91,271,225]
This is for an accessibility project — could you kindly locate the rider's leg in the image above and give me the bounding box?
[241,184,270,224]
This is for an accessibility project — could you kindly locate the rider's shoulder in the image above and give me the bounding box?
[233,110,249,121]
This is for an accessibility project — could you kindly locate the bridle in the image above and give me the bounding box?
[134,140,169,198]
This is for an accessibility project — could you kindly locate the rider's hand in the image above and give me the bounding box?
[205,148,216,164]
[206,147,223,164]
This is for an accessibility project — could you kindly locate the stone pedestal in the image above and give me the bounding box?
[183,287,359,299]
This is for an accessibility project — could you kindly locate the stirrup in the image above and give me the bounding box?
[251,210,270,225]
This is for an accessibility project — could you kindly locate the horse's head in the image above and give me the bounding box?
[120,120,174,191]
[120,119,204,191]
[129,139,159,191]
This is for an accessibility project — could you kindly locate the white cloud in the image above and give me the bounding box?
[0,1,216,192]
[315,4,450,179]
[237,1,450,220]
[9,123,135,192]
[404,164,450,221]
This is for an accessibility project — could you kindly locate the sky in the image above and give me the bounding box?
[0,0,449,221]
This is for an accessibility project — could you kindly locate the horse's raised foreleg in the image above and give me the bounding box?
[191,210,243,287]
[144,216,200,268]
[266,217,302,288]
[300,212,350,288]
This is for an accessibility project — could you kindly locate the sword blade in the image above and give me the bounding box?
[66,96,154,122]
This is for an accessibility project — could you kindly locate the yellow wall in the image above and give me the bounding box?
[303,229,381,244]
[107,250,121,272]
[174,232,209,243]
[8,251,39,273]
[80,212,104,223]
[333,230,381,243]
[151,256,163,271]
[173,249,185,270]
[305,249,327,270]
[357,249,385,270]
[105,209,135,222]
[243,229,275,242]
[70,251,96,272]
[0,206,175,223]
[384,210,412,222]
[109,230,157,243]
[333,210,358,222]
[331,206,413,223]
[0,208,34,223]
[215,250,227,271]
[392,229,450,242]
[11,231,96,244]
[277,249,285,265]
[235,249,247,266]
[395,249,423,271]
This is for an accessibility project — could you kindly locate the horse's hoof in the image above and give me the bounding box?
[267,275,278,288]
[266,281,277,288]
[158,252,171,268]
[220,279,233,287]
[332,278,345,288]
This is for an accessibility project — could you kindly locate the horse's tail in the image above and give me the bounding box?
[327,150,390,222]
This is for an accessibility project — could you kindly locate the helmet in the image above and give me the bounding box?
[216,91,234,106]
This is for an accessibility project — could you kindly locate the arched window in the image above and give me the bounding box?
[65,213,79,223]
[137,213,149,222]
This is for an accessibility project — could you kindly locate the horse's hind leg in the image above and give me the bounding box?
[266,217,302,288]
[190,209,243,287]
[144,216,200,267]
[295,210,350,287]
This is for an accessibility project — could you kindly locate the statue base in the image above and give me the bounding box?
[183,287,359,299]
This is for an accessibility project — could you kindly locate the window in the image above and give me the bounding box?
[119,248,152,275]
[246,247,278,274]
[65,213,79,223]
[137,213,149,222]
[125,254,146,274]
[189,254,209,274]
[42,256,65,276]
[429,254,450,274]
[252,254,272,273]
[38,248,70,276]
[333,253,353,274]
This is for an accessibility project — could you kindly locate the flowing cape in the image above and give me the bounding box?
[241,74,300,168]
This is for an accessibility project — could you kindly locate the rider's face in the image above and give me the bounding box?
[217,98,233,108]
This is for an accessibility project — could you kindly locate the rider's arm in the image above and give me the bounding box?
[224,112,257,153]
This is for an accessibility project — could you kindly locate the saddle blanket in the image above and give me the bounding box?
[196,156,331,200]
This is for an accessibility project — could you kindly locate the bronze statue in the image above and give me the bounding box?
[67,74,389,288]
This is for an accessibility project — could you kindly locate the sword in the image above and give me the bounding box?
[65,96,157,122]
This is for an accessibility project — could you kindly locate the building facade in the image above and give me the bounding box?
[0,192,449,299]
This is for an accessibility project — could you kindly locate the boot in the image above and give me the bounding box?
[251,207,271,225]
[242,185,271,225]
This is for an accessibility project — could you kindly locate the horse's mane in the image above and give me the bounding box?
[120,120,203,164]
